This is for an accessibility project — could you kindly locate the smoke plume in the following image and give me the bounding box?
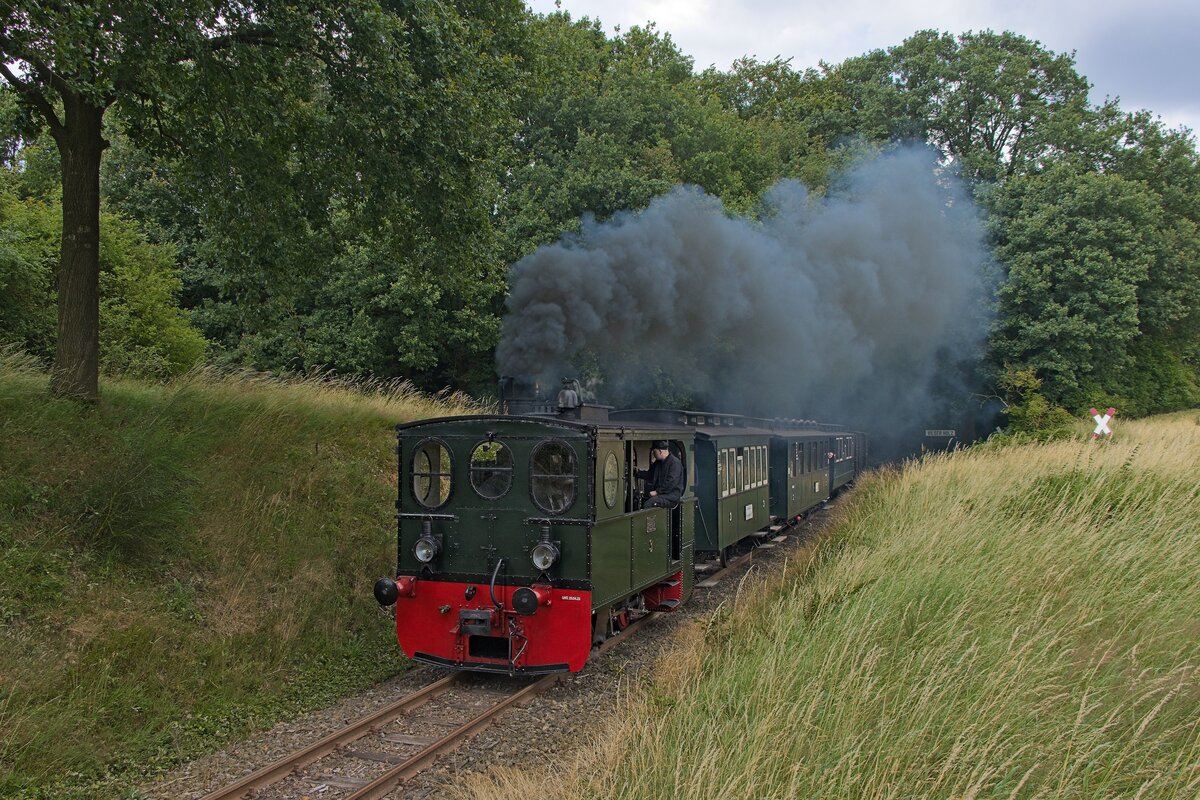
[497,146,991,459]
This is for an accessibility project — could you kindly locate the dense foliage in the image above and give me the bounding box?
[3,11,1198,419]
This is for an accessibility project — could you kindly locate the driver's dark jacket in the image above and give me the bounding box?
[634,453,685,505]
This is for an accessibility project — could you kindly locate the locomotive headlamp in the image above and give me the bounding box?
[414,519,441,564]
[530,526,559,572]
[530,541,559,571]
[414,536,440,563]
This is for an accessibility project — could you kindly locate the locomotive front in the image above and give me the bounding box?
[373,415,595,674]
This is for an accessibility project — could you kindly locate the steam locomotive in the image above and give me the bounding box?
[373,380,866,674]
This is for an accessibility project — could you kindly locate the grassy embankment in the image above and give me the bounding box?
[0,351,476,799]
[466,412,1200,799]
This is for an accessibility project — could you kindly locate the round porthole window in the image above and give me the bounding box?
[602,452,619,508]
[411,439,451,509]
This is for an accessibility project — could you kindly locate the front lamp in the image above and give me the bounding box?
[530,541,559,571]
[414,536,440,564]
[530,526,559,572]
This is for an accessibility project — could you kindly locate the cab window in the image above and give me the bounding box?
[411,439,452,508]
[602,451,620,509]
[469,441,513,500]
[531,440,576,514]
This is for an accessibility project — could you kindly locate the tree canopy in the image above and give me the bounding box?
[2,11,1197,419]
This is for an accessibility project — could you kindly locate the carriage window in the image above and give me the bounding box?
[469,441,513,499]
[531,440,576,514]
[735,450,744,493]
[760,446,766,486]
[755,447,762,486]
[720,449,729,496]
[602,452,620,509]
[411,439,452,508]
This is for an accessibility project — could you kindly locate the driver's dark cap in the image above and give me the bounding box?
[652,440,670,450]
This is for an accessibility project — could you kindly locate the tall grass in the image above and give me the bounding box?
[0,351,477,798]
[462,412,1200,799]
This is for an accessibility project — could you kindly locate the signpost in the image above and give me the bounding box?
[1090,407,1116,439]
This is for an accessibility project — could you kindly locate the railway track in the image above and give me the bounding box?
[196,527,781,800]
[199,613,664,800]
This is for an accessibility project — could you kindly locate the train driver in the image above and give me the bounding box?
[636,440,685,509]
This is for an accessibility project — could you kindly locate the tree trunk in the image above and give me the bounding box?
[49,96,106,401]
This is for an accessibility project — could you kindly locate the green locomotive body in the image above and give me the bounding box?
[385,407,695,674]
[375,387,864,674]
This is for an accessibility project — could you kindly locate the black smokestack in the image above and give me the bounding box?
[496,146,991,459]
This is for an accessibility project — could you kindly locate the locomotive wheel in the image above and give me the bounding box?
[612,609,630,633]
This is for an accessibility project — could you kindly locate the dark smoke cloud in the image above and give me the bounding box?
[497,146,992,459]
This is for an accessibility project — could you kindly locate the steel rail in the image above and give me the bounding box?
[198,585,669,800]
[341,673,557,800]
[197,673,461,800]
[342,611,661,800]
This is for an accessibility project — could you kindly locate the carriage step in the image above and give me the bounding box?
[769,524,784,532]
[656,599,681,609]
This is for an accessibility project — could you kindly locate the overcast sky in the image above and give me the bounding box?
[526,0,1199,138]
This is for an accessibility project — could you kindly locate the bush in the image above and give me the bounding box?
[0,177,207,379]
[98,214,207,379]
[998,366,1074,435]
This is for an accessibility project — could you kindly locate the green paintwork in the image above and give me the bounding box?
[397,416,591,584]
[395,415,694,618]
[693,433,771,553]
[770,434,834,520]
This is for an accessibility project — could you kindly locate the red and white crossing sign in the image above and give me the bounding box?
[1089,407,1116,438]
